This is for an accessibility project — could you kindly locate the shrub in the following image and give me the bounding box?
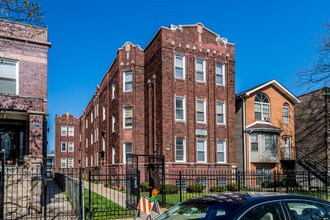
[161,184,179,194]
[140,182,149,192]
[226,183,237,191]
[104,183,109,188]
[261,180,285,188]
[209,186,226,193]
[187,184,205,193]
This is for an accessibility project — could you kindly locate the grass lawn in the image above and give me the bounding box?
[84,189,134,220]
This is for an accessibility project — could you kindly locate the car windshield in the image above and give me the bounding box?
[156,201,242,220]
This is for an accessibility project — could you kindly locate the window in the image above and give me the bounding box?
[124,71,132,92]
[91,133,93,145]
[86,138,88,148]
[112,146,115,164]
[0,59,18,95]
[95,103,98,118]
[102,136,106,151]
[196,99,206,123]
[196,59,205,82]
[91,112,94,123]
[254,93,270,121]
[197,139,206,162]
[68,158,74,168]
[256,168,272,186]
[283,136,292,159]
[250,133,258,151]
[196,177,207,187]
[283,103,289,124]
[85,156,88,167]
[265,133,278,151]
[102,105,106,121]
[241,202,285,220]
[176,178,187,190]
[68,126,74,136]
[123,142,132,164]
[287,201,330,220]
[123,107,133,128]
[61,142,67,152]
[91,155,93,166]
[94,128,98,143]
[112,114,115,132]
[175,96,185,121]
[61,158,66,168]
[175,138,186,162]
[217,141,226,163]
[112,81,116,99]
[61,126,67,136]
[175,54,185,79]
[216,102,225,124]
[68,142,74,152]
[216,178,226,186]
[216,62,225,85]
[85,118,88,129]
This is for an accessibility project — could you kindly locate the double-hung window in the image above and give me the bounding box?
[216,102,225,124]
[61,158,66,168]
[217,141,226,163]
[61,142,67,152]
[123,142,132,164]
[250,133,258,151]
[196,99,206,123]
[197,139,207,163]
[124,71,132,92]
[196,59,205,82]
[112,81,116,100]
[61,126,67,136]
[68,142,74,152]
[283,103,289,124]
[68,158,74,168]
[112,146,115,164]
[254,93,270,121]
[175,54,185,79]
[123,107,133,128]
[175,138,186,162]
[216,62,225,85]
[102,105,106,121]
[112,114,115,132]
[68,126,74,136]
[0,59,18,95]
[175,96,185,121]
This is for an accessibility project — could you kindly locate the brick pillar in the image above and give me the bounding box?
[29,114,44,156]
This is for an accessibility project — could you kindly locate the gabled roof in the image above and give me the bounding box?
[236,79,300,104]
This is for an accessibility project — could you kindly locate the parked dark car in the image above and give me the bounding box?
[155,192,330,220]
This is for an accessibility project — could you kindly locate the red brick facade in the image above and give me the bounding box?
[0,21,50,164]
[58,23,236,174]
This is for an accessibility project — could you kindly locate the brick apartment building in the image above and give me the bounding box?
[56,23,236,174]
[0,20,50,165]
[55,113,81,171]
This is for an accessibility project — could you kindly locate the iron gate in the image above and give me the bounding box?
[126,154,165,209]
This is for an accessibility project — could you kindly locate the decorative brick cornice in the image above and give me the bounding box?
[0,94,45,112]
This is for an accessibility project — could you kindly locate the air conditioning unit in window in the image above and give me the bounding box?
[263,117,270,122]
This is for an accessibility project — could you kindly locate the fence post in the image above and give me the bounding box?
[88,170,92,220]
[274,171,277,192]
[179,171,182,203]
[0,150,5,220]
[79,167,84,220]
[237,170,241,192]
[43,162,47,220]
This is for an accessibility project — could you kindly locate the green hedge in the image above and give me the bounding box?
[209,186,226,193]
[226,183,237,191]
[187,184,205,193]
[140,182,149,192]
[161,184,179,194]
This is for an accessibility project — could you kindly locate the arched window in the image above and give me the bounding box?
[283,103,289,124]
[254,93,270,121]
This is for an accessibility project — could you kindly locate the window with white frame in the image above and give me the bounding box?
[197,139,207,162]
[175,96,185,121]
[61,142,67,152]
[123,142,132,164]
[91,155,93,167]
[265,133,278,151]
[216,62,225,85]
[86,138,88,148]
[250,133,258,151]
[196,59,205,82]
[68,126,74,136]
[61,126,67,136]
[112,146,115,164]
[102,136,106,151]
[175,138,186,162]
[0,59,18,95]
[112,81,116,99]
[85,156,88,167]
[68,142,74,152]
[91,112,94,123]
[216,177,227,186]
[123,107,133,128]
[283,103,289,124]
[102,105,106,121]
[217,141,226,163]
[254,93,270,121]
[124,71,132,92]
[85,118,88,129]
[176,178,187,190]
[95,103,98,118]
[112,114,115,132]
[174,54,185,79]
[94,128,98,143]
[68,158,74,168]
[196,99,206,123]
[196,177,207,187]
[91,133,93,145]
[216,102,225,124]
[61,158,66,168]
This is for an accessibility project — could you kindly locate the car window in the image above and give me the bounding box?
[286,201,330,220]
[240,202,285,220]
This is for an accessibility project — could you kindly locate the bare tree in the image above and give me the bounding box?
[297,22,330,91]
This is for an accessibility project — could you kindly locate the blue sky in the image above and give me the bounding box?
[42,0,330,152]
